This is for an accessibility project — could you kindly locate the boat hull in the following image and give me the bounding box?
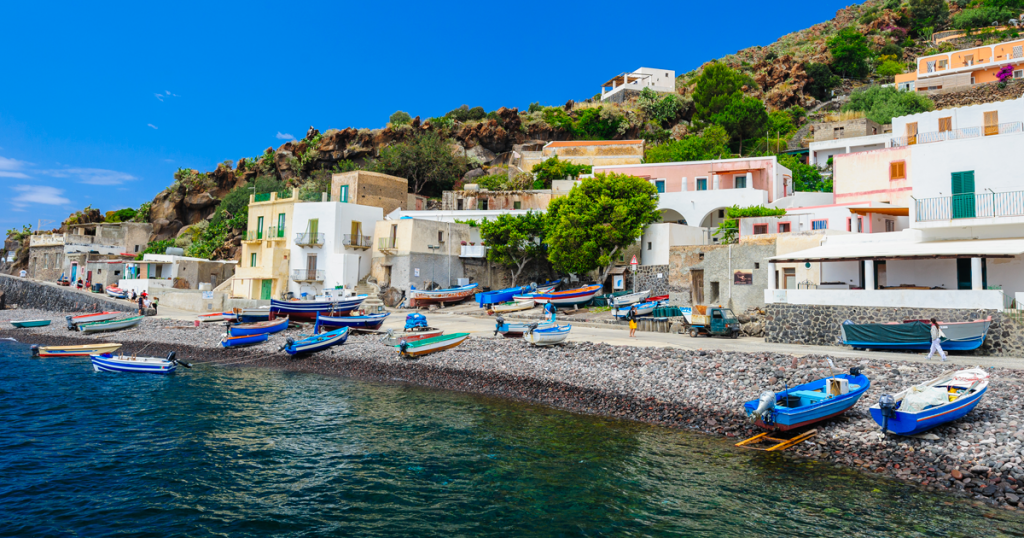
[237,308,271,323]
[91,355,176,375]
[476,285,530,308]
[270,296,367,321]
[228,317,289,337]
[78,316,144,334]
[69,312,120,325]
[611,290,650,308]
[497,321,555,337]
[105,287,126,299]
[11,320,51,328]
[869,386,987,435]
[525,325,571,346]
[37,343,123,357]
[285,327,349,355]
[493,300,535,313]
[407,284,479,307]
[533,285,602,307]
[613,301,658,318]
[382,329,445,346]
[221,333,269,348]
[841,319,991,351]
[743,374,870,432]
[315,312,389,331]
[398,334,469,357]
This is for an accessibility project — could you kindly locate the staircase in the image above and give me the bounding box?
[356,278,385,312]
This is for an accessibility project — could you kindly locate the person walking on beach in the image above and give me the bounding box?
[926,318,947,361]
[138,294,145,316]
[545,302,556,323]
[152,297,159,315]
[628,306,638,338]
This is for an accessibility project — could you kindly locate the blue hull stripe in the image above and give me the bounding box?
[870,386,987,435]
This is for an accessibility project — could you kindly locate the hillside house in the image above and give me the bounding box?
[600,67,676,103]
[895,37,1024,94]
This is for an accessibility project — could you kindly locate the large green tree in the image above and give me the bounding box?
[545,173,660,281]
[645,125,732,163]
[909,0,949,34]
[531,156,592,182]
[713,95,769,148]
[804,63,841,101]
[778,154,832,193]
[691,62,757,125]
[827,28,871,78]
[372,132,469,195]
[478,212,548,286]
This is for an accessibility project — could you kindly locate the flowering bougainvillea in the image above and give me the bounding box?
[996,64,1014,83]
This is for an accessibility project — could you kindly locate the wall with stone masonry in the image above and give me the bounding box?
[0,274,136,313]
[633,265,669,297]
[765,303,1024,357]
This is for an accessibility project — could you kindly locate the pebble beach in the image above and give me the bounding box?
[3,307,1024,511]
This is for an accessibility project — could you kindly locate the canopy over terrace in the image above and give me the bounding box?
[769,238,1024,263]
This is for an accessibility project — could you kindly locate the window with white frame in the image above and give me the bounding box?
[1015,70,1023,79]
[696,177,708,191]
[653,179,665,193]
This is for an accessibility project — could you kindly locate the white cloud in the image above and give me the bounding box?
[11,185,71,207]
[147,123,158,129]
[42,168,138,186]
[0,156,32,178]
[276,131,295,140]
[154,93,164,102]
[155,90,178,102]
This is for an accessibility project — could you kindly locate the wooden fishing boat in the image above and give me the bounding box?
[396,333,469,357]
[198,312,237,323]
[494,317,555,338]
[492,300,535,313]
[613,300,659,318]
[228,316,289,337]
[270,294,367,321]
[611,290,650,307]
[67,311,120,328]
[91,352,190,375]
[10,319,51,328]
[282,327,349,355]
[524,324,571,346]
[105,285,127,299]
[840,318,991,351]
[407,283,479,308]
[744,369,870,432]
[532,284,602,307]
[236,306,271,323]
[78,316,144,334]
[476,285,531,308]
[314,312,389,332]
[220,333,269,348]
[870,368,989,436]
[380,328,445,346]
[534,279,561,294]
[32,342,123,358]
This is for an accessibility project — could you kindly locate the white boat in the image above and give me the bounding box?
[495,318,555,337]
[611,290,650,307]
[613,300,658,318]
[237,306,271,322]
[533,284,602,307]
[525,324,571,346]
[91,352,190,375]
[397,333,470,357]
[493,300,535,313]
[78,316,145,334]
[380,328,445,346]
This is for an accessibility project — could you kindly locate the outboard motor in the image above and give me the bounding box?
[30,345,40,357]
[399,341,410,355]
[66,315,74,331]
[494,316,505,336]
[279,337,295,352]
[749,390,776,424]
[850,366,862,377]
[878,394,897,434]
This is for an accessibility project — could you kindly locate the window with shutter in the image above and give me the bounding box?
[1014,45,1023,59]
[889,161,906,180]
[984,111,999,135]
[939,117,952,132]
[906,122,918,145]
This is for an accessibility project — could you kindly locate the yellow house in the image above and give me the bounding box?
[231,188,300,300]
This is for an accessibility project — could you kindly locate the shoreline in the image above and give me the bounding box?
[3,308,1023,511]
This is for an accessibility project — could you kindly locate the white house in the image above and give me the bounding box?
[891,96,1024,147]
[600,67,676,102]
[288,201,383,298]
[808,133,893,168]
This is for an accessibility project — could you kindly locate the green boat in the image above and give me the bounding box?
[395,333,470,357]
[78,315,145,334]
[11,319,52,328]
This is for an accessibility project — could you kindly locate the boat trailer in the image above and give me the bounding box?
[735,429,818,451]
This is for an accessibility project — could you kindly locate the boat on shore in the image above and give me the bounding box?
[840,318,991,351]
[396,333,469,357]
[228,317,289,337]
[270,294,367,321]
[407,283,479,308]
[314,312,389,332]
[66,312,121,329]
[535,280,561,294]
[532,284,602,307]
[236,307,271,323]
[198,312,237,323]
[105,285,127,299]
[612,300,659,318]
[611,290,650,308]
[494,316,555,338]
[282,327,349,355]
[91,352,190,375]
[78,316,144,334]
[744,368,870,431]
[870,368,989,436]
[380,328,445,346]
[476,285,531,308]
[524,324,571,346]
[220,333,269,348]
[32,343,123,357]
[10,319,51,328]
[492,300,535,313]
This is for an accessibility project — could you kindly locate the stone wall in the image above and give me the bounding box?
[765,303,1024,357]
[27,245,64,281]
[634,265,669,296]
[932,78,1024,109]
[331,171,408,215]
[0,273,136,313]
[669,237,777,310]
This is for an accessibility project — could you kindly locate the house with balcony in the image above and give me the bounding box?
[808,118,893,168]
[599,67,675,103]
[595,156,794,236]
[231,188,300,300]
[895,37,1024,94]
[26,221,153,283]
[370,218,480,292]
[287,200,383,298]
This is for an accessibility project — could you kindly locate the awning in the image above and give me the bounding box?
[848,207,910,216]
[770,238,1024,263]
[608,266,631,275]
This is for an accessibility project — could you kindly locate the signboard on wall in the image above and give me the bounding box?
[202,291,214,299]
[612,275,625,290]
[414,268,420,277]
[733,270,753,285]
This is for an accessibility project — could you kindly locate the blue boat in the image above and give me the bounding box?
[840,318,991,351]
[870,368,989,436]
[744,369,870,432]
[221,333,269,348]
[476,285,531,308]
[314,312,389,332]
[91,352,190,375]
[270,295,367,321]
[282,327,349,355]
[228,317,289,337]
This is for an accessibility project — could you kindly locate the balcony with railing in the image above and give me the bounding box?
[295,232,325,246]
[343,234,372,249]
[267,226,285,240]
[243,230,263,242]
[892,121,1023,147]
[915,190,1024,223]
[378,237,397,252]
[292,269,325,282]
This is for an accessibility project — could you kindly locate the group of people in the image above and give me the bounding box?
[129,290,158,315]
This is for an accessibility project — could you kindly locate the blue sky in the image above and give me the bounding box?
[0,0,856,232]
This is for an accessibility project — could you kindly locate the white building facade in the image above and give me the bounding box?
[288,201,383,298]
[600,67,676,102]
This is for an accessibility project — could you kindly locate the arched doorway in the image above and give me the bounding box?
[700,207,731,230]
[659,208,687,225]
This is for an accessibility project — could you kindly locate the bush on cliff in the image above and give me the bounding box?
[371,132,469,195]
[828,28,871,79]
[645,125,732,163]
[531,156,592,185]
[842,85,934,124]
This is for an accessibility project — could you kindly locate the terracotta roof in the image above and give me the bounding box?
[546,140,644,148]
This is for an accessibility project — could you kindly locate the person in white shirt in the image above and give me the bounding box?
[926,318,947,361]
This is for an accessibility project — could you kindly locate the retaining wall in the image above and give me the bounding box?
[0,274,136,313]
[765,303,1024,357]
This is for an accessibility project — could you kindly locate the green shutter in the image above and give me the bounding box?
[952,171,976,219]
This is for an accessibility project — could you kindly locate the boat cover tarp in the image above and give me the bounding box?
[841,321,931,345]
[901,386,950,414]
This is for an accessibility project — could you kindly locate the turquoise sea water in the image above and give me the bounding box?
[1,340,1022,537]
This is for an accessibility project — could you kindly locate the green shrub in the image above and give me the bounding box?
[876,59,906,77]
[804,63,841,100]
[645,125,732,163]
[527,102,543,113]
[828,28,871,78]
[953,6,1015,29]
[104,208,137,223]
[389,111,412,125]
[136,239,176,260]
[531,155,592,184]
[445,105,486,122]
[842,85,935,124]
[714,205,788,244]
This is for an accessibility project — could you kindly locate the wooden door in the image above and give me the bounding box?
[306,254,317,280]
[906,122,918,145]
[984,111,999,136]
[691,269,704,305]
[952,171,976,219]
[351,221,361,246]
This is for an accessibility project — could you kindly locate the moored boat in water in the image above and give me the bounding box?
[78,316,144,334]
[32,343,123,357]
[870,368,989,436]
[744,368,870,431]
[840,318,991,351]
[91,352,190,375]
